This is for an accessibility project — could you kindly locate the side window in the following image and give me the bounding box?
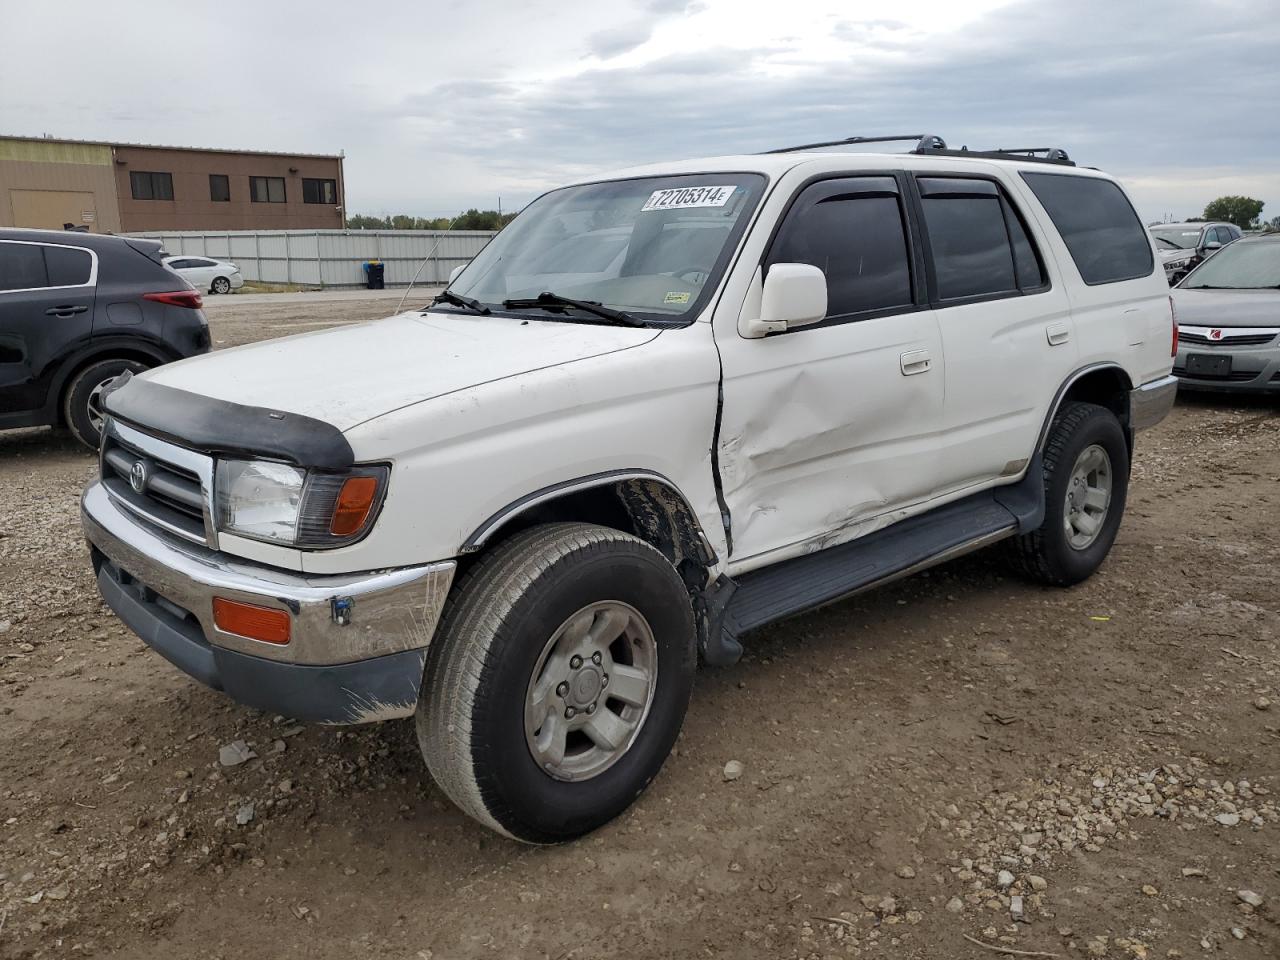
[0,243,49,291]
[767,176,913,323]
[1006,201,1048,291]
[1021,172,1154,285]
[44,246,92,287]
[918,179,1014,300]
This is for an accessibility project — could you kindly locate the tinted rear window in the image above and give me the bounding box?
[0,243,48,290]
[920,191,1016,299]
[1021,173,1153,285]
[44,245,93,286]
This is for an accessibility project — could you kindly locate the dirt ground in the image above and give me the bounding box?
[2,291,1278,959]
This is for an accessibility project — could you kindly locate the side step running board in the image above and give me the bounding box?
[702,463,1044,666]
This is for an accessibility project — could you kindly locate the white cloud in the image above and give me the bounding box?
[0,0,1275,220]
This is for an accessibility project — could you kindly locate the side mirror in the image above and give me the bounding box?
[447,264,466,284]
[742,263,828,338]
[1202,240,1222,252]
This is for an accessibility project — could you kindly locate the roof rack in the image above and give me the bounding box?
[764,134,947,154]
[762,134,1076,166]
[913,143,1075,166]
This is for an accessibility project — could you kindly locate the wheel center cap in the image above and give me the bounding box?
[570,666,603,707]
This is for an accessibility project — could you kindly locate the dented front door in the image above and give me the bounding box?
[716,304,945,569]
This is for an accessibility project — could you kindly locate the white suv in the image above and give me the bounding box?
[81,135,1177,842]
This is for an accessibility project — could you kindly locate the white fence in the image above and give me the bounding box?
[127,229,497,288]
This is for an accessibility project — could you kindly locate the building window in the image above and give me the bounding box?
[250,176,286,203]
[302,178,337,204]
[130,171,174,201]
[210,174,230,202]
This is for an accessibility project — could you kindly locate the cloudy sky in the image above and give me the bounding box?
[3,0,1277,222]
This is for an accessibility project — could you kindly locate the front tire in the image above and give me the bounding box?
[418,523,696,843]
[211,276,231,294]
[1008,401,1129,586]
[62,358,149,449]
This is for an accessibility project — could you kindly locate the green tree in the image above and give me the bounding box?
[1202,196,1265,230]
[343,210,519,231]
[346,214,390,230]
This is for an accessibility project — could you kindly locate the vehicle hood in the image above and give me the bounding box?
[1159,248,1195,263]
[142,310,661,431]
[1172,288,1280,328]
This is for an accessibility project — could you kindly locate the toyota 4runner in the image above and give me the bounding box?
[81,135,1178,843]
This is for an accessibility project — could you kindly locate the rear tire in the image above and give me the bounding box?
[1007,401,1129,586]
[211,276,231,294]
[417,522,696,843]
[62,358,149,450]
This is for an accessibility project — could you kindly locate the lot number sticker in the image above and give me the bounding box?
[642,185,736,212]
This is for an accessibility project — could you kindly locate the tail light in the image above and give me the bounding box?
[1169,295,1179,357]
[144,290,204,309]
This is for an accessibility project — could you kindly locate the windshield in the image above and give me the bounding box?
[1150,227,1202,250]
[444,173,767,322]
[1181,241,1280,289]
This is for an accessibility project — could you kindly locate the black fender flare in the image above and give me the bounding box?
[460,469,718,565]
[1034,362,1134,452]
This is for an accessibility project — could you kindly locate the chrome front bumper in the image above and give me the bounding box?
[81,481,455,723]
[1130,374,1179,433]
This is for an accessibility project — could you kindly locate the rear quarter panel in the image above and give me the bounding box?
[1007,171,1173,391]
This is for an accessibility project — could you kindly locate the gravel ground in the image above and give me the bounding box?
[1,293,1278,959]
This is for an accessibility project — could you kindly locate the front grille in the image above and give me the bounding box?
[101,421,212,545]
[1179,330,1278,347]
[1172,367,1258,383]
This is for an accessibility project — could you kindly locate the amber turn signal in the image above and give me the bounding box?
[330,475,380,536]
[212,597,291,645]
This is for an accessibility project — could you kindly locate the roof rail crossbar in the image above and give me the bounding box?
[908,144,1076,166]
[763,134,947,155]
[993,147,1072,162]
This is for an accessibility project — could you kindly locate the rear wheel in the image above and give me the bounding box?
[62,358,149,449]
[417,522,696,843]
[211,276,231,294]
[1007,401,1129,586]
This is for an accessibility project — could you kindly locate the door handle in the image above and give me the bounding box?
[1046,322,1071,346]
[900,349,933,376]
[46,305,89,317]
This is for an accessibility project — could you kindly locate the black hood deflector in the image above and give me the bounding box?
[102,372,354,470]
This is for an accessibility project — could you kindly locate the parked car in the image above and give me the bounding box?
[1171,233,1280,393]
[164,255,243,294]
[0,229,209,448]
[81,137,1177,842]
[1150,221,1241,284]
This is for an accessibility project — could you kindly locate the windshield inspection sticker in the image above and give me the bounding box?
[664,291,691,304]
[641,185,736,212]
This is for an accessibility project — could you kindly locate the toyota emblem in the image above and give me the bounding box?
[129,460,148,494]
[1209,328,1223,340]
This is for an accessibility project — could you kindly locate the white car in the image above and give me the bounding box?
[83,135,1176,843]
[163,255,243,294]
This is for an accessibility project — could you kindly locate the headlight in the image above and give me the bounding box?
[215,459,388,548]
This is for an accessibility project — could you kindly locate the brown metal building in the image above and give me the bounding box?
[0,135,345,233]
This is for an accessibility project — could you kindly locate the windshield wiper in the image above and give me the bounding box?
[430,290,491,315]
[502,292,648,328]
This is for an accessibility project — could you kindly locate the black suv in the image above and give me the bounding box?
[0,229,210,448]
